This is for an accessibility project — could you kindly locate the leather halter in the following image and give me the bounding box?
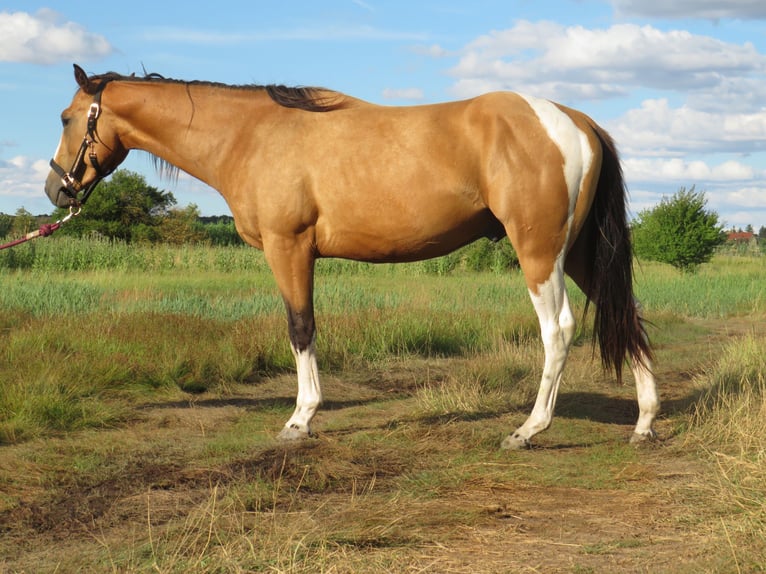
[49,80,115,206]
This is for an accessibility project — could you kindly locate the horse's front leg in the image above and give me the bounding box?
[263,234,322,441]
[279,307,321,440]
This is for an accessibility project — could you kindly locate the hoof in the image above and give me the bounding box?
[277,425,312,442]
[501,432,531,451]
[629,430,658,445]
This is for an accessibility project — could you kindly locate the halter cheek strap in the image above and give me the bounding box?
[49,81,114,206]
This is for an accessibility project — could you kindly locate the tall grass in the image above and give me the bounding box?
[0,234,517,275]
[3,235,762,317]
[0,263,537,444]
[684,333,766,568]
[0,235,270,273]
[634,256,766,317]
[0,313,284,443]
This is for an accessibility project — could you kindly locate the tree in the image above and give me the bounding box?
[156,204,208,245]
[202,218,244,246]
[54,169,176,242]
[10,208,36,237]
[0,214,13,238]
[631,186,725,273]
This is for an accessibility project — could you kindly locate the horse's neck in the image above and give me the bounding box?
[111,82,268,190]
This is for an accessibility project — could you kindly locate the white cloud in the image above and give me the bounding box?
[610,0,766,20]
[720,211,766,229]
[721,186,766,209]
[0,156,49,204]
[0,9,112,65]
[707,185,766,228]
[623,157,759,183]
[446,21,766,108]
[610,98,766,155]
[382,87,424,101]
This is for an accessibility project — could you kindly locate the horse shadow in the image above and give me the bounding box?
[138,395,381,413]
[137,384,704,450]
[554,389,701,424]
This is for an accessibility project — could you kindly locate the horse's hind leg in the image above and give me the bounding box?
[629,310,660,443]
[502,257,576,450]
[263,234,322,441]
[566,236,660,444]
[630,356,659,443]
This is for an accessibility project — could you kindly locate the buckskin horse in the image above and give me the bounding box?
[45,64,659,449]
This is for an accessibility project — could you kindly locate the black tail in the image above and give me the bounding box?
[588,124,652,380]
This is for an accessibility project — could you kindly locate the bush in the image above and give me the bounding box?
[632,186,725,273]
[203,220,244,246]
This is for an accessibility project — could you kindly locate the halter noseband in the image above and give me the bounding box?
[49,80,115,207]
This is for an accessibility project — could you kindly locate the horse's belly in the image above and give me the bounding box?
[316,207,503,263]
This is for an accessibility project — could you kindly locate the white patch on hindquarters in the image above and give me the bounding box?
[517,94,594,224]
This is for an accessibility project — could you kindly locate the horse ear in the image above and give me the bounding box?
[73,64,94,93]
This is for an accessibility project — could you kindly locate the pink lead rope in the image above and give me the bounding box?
[0,207,81,251]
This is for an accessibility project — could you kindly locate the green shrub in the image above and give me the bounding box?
[632,187,725,273]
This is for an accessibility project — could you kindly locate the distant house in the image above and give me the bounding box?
[724,230,761,255]
[727,231,756,243]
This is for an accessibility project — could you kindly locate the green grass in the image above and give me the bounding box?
[634,256,766,317]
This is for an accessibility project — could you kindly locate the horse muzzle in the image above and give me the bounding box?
[44,168,77,208]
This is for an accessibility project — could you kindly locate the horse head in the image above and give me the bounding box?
[45,64,128,208]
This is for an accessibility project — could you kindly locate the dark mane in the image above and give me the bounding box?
[88,71,346,112]
[264,85,346,112]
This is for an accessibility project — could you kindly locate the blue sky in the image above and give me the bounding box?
[1,0,765,229]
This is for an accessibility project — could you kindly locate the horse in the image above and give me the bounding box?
[45,64,659,449]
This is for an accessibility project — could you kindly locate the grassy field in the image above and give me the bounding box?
[0,239,764,573]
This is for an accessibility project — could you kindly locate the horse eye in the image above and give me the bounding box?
[61,116,70,128]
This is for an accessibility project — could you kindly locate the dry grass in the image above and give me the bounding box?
[413,339,542,419]
[683,333,766,571]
